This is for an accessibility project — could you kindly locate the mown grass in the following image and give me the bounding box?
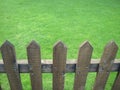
[0,0,120,89]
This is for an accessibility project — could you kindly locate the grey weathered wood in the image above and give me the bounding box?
[0,41,23,90]
[53,41,67,90]
[112,72,120,90]
[74,41,93,90]
[93,41,118,90]
[0,60,120,73]
[27,41,42,90]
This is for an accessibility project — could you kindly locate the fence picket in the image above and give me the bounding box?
[27,41,42,90]
[93,41,118,90]
[0,41,23,90]
[53,41,67,90]
[74,41,93,90]
[112,72,120,90]
[0,40,120,90]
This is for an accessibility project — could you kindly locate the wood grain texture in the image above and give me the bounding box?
[0,60,120,73]
[53,41,67,90]
[74,41,93,90]
[1,41,23,90]
[93,41,118,90]
[0,40,119,90]
[27,41,42,90]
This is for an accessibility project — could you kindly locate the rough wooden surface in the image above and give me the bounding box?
[0,40,120,90]
[27,41,42,90]
[93,41,118,90]
[53,41,67,90]
[0,41,23,90]
[0,60,120,73]
[74,41,93,90]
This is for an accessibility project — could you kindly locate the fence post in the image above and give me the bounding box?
[1,41,23,90]
[53,41,67,90]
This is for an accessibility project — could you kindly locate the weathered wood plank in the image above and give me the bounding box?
[27,41,42,90]
[0,60,120,73]
[53,41,67,90]
[0,41,23,90]
[93,41,118,90]
[74,41,93,90]
[112,71,120,90]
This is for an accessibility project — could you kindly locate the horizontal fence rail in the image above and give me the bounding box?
[0,60,120,73]
[0,40,120,90]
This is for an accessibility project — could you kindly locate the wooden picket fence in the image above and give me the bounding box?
[0,40,120,90]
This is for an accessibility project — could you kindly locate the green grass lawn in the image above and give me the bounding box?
[0,0,120,90]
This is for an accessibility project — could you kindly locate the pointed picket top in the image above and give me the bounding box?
[1,40,14,49]
[27,40,40,49]
[105,41,118,51]
[102,41,118,60]
[79,41,93,51]
[99,41,118,71]
[53,41,67,49]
